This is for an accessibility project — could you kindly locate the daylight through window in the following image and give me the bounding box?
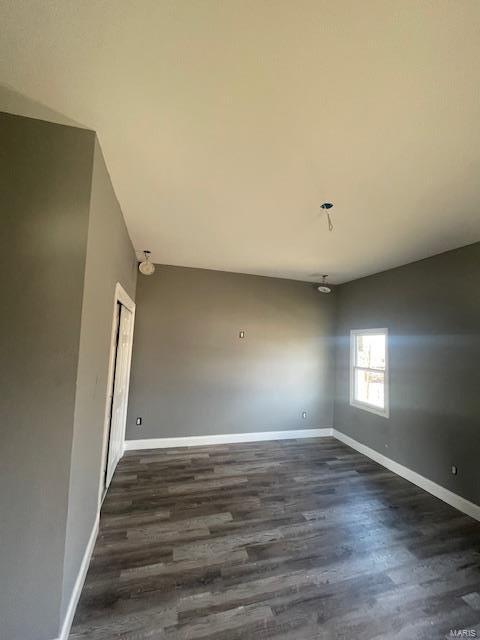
[350,329,389,418]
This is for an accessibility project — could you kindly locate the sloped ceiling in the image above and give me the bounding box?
[1,0,479,282]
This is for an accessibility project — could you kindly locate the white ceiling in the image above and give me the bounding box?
[1,1,480,283]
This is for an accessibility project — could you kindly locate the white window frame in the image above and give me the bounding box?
[350,328,389,418]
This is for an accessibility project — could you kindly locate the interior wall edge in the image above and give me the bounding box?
[50,513,99,640]
[59,130,138,625]
[0,111,97,640]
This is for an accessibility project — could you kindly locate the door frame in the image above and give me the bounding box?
[97,282,136,506]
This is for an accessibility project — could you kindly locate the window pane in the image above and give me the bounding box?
[355,369,385,408]
[356,334,386,369]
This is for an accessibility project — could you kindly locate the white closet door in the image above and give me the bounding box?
[106,304,133,488]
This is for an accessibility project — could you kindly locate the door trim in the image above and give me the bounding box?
[97,282,136,506]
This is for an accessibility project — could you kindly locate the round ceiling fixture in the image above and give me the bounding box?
[317,275,332,294]
[138,250,155,276]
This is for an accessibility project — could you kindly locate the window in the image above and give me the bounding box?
[350,328,389,418]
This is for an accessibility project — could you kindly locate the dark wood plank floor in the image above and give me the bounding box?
[70,437,480,639]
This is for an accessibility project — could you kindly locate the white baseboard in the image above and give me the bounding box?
[46,428,333,640]
[333,429,480,522]
[126,427,479,521]
[54,513,99,640]
[125,428,333,450]
[49,425,478,640]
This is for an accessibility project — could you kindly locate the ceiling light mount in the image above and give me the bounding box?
[320,202,334,231]
[138,250,155,276]
[317,274,332,294]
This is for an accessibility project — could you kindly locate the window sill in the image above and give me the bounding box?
[350,399,389,419]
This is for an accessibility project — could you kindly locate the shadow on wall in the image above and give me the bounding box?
[0,83,89,129]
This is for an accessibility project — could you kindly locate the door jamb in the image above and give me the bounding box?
[97,282,136,507]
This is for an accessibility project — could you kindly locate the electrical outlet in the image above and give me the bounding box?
[136,417,142,426]
[451,464,458,475]
[301,411,307,419]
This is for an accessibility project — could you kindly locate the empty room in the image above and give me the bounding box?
[1,1,480,639]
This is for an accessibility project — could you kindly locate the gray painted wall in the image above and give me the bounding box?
[2,108,478,640]
[334,242,480,506]
[127,265,335,440]
[0,112,93,640]
[61,138,137,620]
[0,112,136,640]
